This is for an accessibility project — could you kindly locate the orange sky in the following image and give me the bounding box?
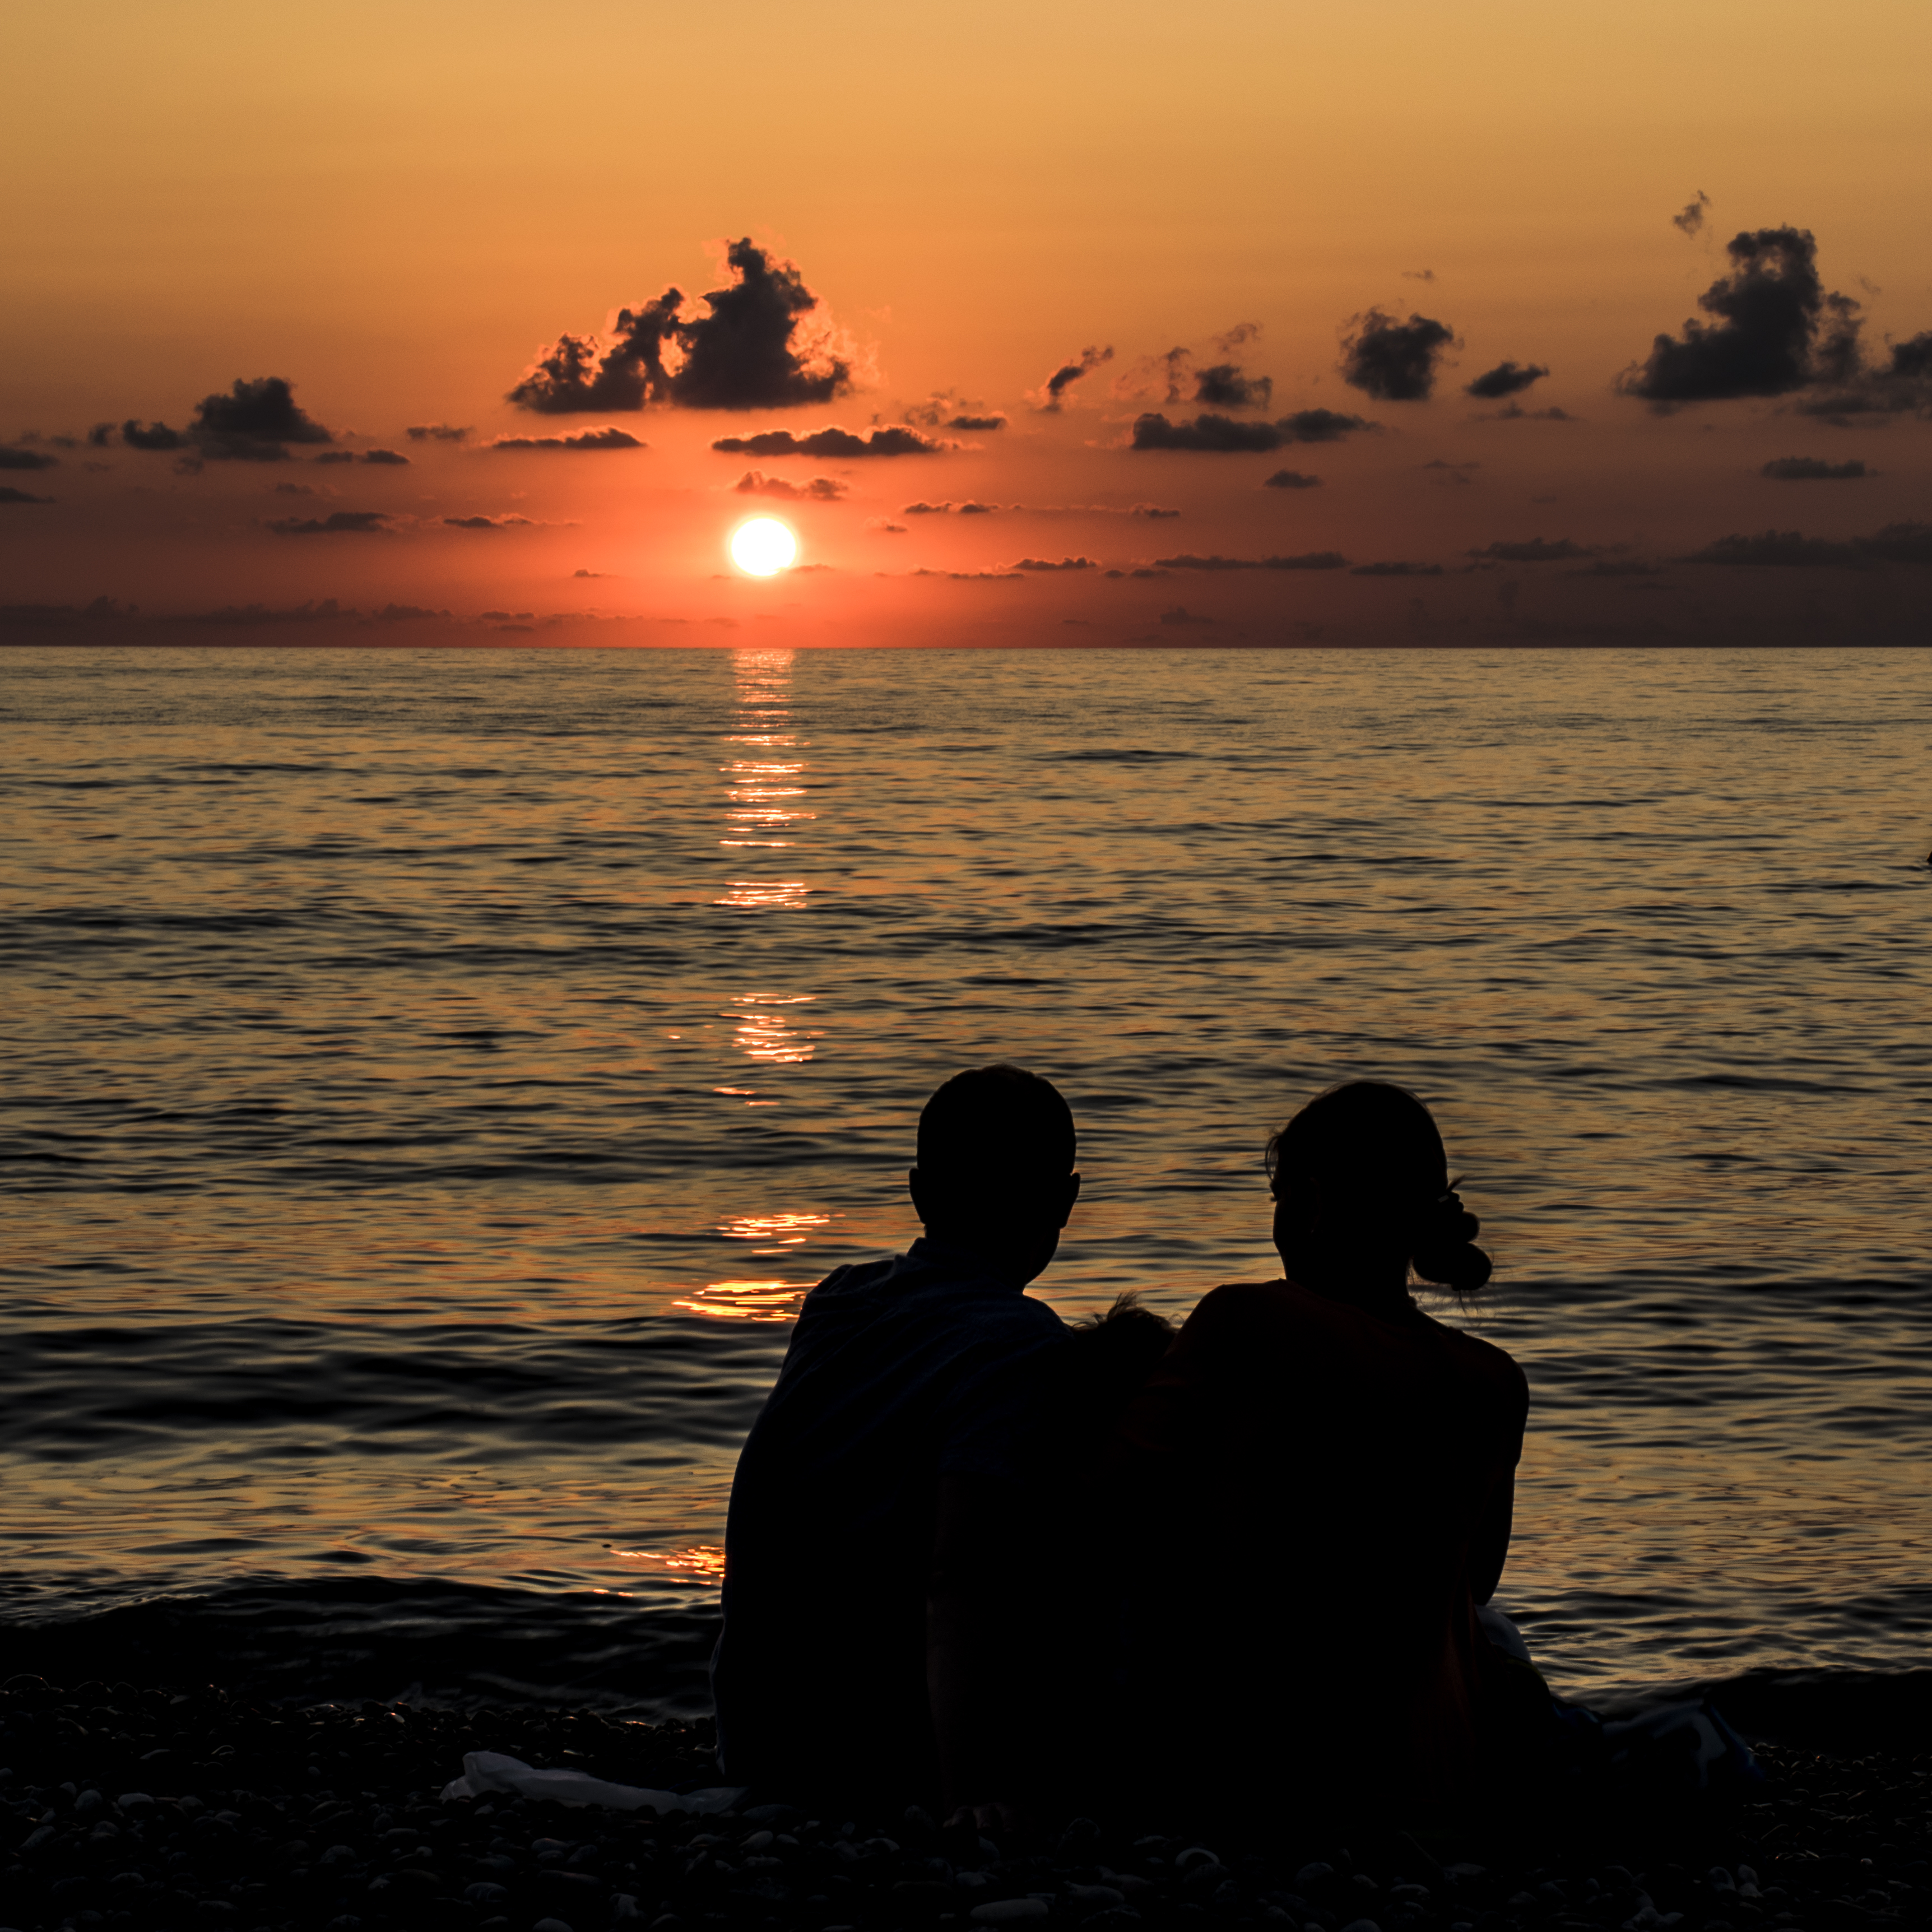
[6,0,1931,646]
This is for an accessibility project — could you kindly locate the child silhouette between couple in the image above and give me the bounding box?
[711,1065,1527,1829]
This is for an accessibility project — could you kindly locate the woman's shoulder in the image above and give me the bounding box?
[1420,1309,1529,1402]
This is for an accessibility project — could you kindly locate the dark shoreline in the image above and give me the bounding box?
[6,1676,1929,1932]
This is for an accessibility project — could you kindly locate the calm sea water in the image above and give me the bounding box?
[3,644,1929,1723]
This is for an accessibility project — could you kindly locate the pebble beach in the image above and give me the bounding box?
[5,1676,1928,1932]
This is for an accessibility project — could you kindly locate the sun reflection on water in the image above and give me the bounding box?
[607,1544,727,1581]
[672,1279,810,1321]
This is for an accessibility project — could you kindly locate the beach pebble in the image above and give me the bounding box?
[1067,1883,1127,1908]
[533,1920,576,1932]
[466,1882,509,1905]
[1339,1919,1382,1932]
[73,1788,104,1817]
[1298,1864,1336,1890]
[116,1790,155,1812]
[1176,1847,1220,1873]
[972,1901,1050,1923]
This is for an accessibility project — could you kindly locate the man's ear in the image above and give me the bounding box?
[1055,1172,1081,1229]
[908,1166,928,1223]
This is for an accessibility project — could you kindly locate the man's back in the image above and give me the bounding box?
[712,1237,1068,1799]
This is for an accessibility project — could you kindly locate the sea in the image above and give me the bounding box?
[3,643,1929,1739]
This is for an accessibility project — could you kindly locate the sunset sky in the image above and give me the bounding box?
[6,0,1931,647]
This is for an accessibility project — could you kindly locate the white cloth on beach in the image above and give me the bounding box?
[440,1750,746,1813]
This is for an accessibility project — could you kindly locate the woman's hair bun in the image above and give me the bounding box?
[1409,1189,1492,1295]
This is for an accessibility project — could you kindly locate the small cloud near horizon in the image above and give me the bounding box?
[266,510,392,536]
[734,470,847,500]
[1262,470,1321,490]
[1155,551,1348,572]
[1761,456,1870,480]
[1465,360,1549,400]
[713,426,946,458]
[406,424,471,442]
[489,428,645,452]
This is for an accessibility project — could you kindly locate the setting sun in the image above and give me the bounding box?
[730,517,797,577]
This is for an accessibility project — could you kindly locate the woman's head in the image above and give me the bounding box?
[1267,1080,1491,1296]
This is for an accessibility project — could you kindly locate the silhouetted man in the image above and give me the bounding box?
[710,1065,1079,1822]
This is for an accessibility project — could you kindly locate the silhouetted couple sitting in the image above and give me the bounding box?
[710,1064,1528,1829]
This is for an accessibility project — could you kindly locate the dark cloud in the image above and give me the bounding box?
[958,500,997,515]
[1340,310,1458,401]
[1155,551,1348,572]
[374,603,449,621]
[1262,470,1321,490]
[1352,560,1443,576]
[901,501,950,514]
[1158,606,1218,626]
[1192,363,1273,409]
[1465,360,1549,400]
[711,426,945,458]
[266,510,392,536]
[1402,269,1437,284]
[1481,403,1577,421]
[1684,522,1932,568]
[317,448,406,466]
[1618,227,1865,405]
[1674,191,1711,238]
[1114,326,1271,410]
[902,389,1007,431]
[1032,345,1113,412]
[120,420,191,452]
[910,568,1023,580]
[1761,457,1869,480]
[1280,408,1378,443]
[406,423,471,442]
[734,470,847,500]
[1130,414,1281,452]
[1131,503,1180,518]
[489,428,645,452]
[0,447,58,471]
[1014,556,1097,571]
[574,569,606,578]
[444,515,535,530]
[1,486,54,505]
[867,518,908,533]
[1124,405,1377,447]
[1424,458,1479,485]
[191,377,335,460]
[1793,330,1932,421]
[1469,538,1598,562]
[508,238,855,414]
[1570,559,1669,578]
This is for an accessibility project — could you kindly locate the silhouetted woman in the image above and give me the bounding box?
[1113,1080,1528,1818]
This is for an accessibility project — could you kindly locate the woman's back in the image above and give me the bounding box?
[1118,1276,1526,1806]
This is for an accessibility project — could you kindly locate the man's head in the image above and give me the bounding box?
[908,1064,1080,1284]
